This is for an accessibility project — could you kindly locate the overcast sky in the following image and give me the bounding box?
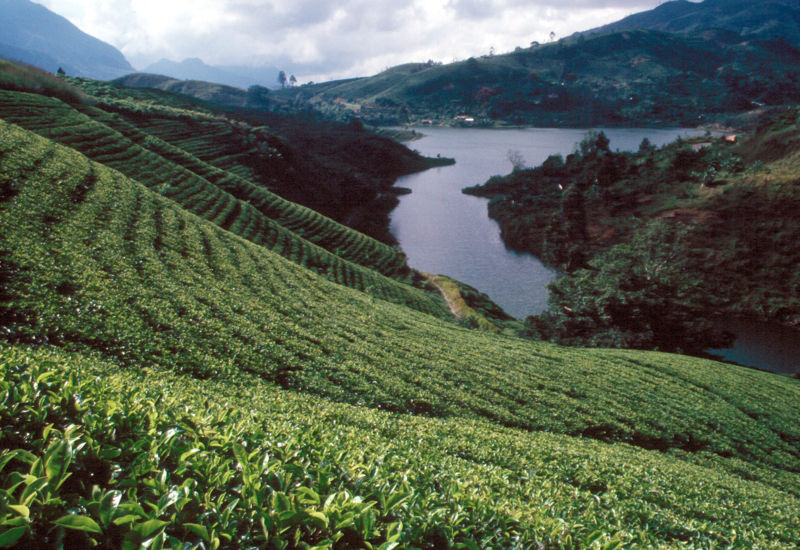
[39,0,668,82]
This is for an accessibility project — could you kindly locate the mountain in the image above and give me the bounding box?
[272,28,800,127]
[142,57,282,89]
[583,0,800,47]
[0,0,134,79]
[1,60,799,546]
[115,73,253,107]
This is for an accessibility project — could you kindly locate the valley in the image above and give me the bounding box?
[1,0,799,547]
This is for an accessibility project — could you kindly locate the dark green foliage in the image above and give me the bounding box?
[469,116,800,350]
[267,29,800,127]
[534,221,732,353]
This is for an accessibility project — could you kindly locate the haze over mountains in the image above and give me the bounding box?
[0,0,133,80]
[141,57,282,90]
[0,0,282,88]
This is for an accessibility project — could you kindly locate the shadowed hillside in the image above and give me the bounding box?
[582,0,800,47]
[1,60,799,548]
[270,28,800,127]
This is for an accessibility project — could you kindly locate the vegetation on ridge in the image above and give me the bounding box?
[466,112,800,353]
[269,29,800,127]
[1,59,799,547]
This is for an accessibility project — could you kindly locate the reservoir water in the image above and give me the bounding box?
[390,126,799,376]
[390,126,704,318]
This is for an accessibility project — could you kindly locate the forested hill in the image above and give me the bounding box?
[464,110,800,353]
[582,0,800,47]
[1,57,800,548]
[102,71,453,244]
[269,28,800,127]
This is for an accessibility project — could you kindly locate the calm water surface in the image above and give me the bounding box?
[390,126,704,318]
[390,126,799,375]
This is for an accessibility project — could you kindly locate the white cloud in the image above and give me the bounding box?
[37,0,660,81]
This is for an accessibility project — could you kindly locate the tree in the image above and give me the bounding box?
[277,70,287,88]
[246,85,270,108]
[549,31,556,42]
[534,220,732,353]
[543,182,588,270]
[507,150,526,171]
[56,67,65,76]
[289,74,297,87]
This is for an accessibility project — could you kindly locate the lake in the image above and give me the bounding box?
[390,126,799,376]
[390,126,705,318]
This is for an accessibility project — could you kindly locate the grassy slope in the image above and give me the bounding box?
[0,90,448,320]
[1,120,800,547]
[273,29,800,126]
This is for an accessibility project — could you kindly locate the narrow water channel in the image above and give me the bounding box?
[390,126,798,376]
[390,126,703,317]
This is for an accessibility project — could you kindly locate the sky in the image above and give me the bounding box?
[38,0,668,83]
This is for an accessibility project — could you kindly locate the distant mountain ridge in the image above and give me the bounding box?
[582,0,800,46]
[272,28,800,127]
[142,57,282,90]
[0,0,134,79]
[114,73,252,107]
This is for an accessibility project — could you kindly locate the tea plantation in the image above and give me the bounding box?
[1,68,799,547]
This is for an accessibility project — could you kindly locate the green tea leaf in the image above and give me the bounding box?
[7,505,29,519]
[53,514,103,534]
[0,526,28,548]
[133,518,168,539]
[184,523,210,543]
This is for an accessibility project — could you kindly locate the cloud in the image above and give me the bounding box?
[38,0,660,82]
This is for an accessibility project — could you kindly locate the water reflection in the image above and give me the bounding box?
[391,126,705,318]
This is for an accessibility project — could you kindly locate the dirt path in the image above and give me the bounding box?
[424,273,461,318]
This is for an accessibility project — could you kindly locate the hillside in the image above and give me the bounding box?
[113,73,253,109]
[1,62,800,547]
[99,75,452,244]
[142,57,281,90]
[583,0,800,47]
[0,0,133,79]
[465,113,800,353]
[270,27,800,127]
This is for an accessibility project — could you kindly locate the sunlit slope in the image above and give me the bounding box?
[2,344,798,548]
[0,91,445,318]
[78,103,416,281]
[2,120,800,491]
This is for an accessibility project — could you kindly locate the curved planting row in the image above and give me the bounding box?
[0,92,446,318]
[85,106,412,280]
[2,121,800,489]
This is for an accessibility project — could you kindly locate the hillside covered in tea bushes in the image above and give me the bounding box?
[1,63,799,548]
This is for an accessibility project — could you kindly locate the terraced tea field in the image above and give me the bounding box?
[2,344,798,548]
[1,68,799,548]
[0,91,445,318]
